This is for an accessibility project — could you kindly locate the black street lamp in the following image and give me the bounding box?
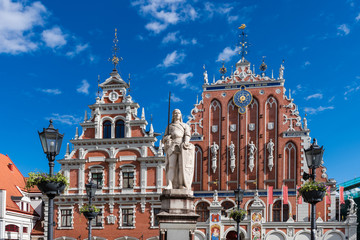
[234,185,245,240]
[85,179,99,240]
[304,138,324,240]
[38,120,64,240]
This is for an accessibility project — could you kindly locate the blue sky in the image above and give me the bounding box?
[1,0,359,185]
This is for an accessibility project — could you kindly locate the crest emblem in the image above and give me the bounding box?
[233,86,253,114]
[212,125,218,133]
[230,124,237,132]
[249,123,255,131]
[268,122,274,130]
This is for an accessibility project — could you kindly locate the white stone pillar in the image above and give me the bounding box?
[79,162,85,194]
[0,190,6,240]
[108,161,116,194]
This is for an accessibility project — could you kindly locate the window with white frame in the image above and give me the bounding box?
[119,206,136,228]
[88,166,105,189]
[119,165,136,190]
[152,207,161,227]
[122,208,133,226]
[92,209,103,227]
[57,206,74,229]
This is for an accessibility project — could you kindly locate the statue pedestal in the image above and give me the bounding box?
[158,189,199,240]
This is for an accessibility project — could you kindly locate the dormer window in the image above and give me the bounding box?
[103,121,112,139]
[115,120,125,138]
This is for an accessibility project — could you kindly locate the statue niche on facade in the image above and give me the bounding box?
[163,109,195,190]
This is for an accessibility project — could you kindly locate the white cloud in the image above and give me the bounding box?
[47,113,82,125]
[304,106,334,114]
[42,27,67,48]
[162,31,179,43]
[145,21,168,34]
[162,31,197,45]
[344,81,360,100]
[66,43,89,57]
[158,50,185,68]
[356,13,360,21]
[170,94,183,103]
[328,96,335,103]
[305,93,323,100]
[303,61,311,67]
[77,80,90,95]
[168,72,193,88]
[132,0,198,33]
[228,15,238,23]
[37,88,62,95]
[337,24,350,36]
[217,46,237,62]
[0,0,46,54]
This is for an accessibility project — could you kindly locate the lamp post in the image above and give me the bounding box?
[303,138,324,240]
[85,179,98,240]
[38,120,64,240]
[234,185,245,240]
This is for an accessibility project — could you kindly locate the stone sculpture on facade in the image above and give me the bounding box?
[279,63,285,79]
[211,142,219,173]
[163,109,195,190]
[267,139,274,171]
[229,141,236,173]
[248,140,257,172]
[203,65,208,85]
[348,196,358,215]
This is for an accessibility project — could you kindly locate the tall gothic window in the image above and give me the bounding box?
[103,121,112,139]
[196,202,210,222]
[272,200,289,222]
[115,120,125,138]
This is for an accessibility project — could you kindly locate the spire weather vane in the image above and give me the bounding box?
[238,24,248,60]
[109,28,123,70]
[97,75,100,98]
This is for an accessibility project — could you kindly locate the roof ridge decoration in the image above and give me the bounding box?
[109,28,123,71]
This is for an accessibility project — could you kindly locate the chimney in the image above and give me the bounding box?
[8,163,13,171]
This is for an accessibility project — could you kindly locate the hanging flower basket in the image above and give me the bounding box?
[80,205,100,220]
[26,172,68,197]
[298,180,326,204]
[229,208,247,222]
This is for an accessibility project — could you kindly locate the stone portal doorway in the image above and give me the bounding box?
[226,230,245,240]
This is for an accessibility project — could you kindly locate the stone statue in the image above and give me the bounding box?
[279,63,285,79]
[211,142,219,173]
[248,140,257,172]
[163,109,195,190]
[229,141,236,173]
[204,70,208,85]
[267,139,274,171]
[348,196,357,215]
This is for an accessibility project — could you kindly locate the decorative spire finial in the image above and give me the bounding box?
[97,75,100,98]
[219,60,227,78]
[128,73,131,92]
[109,28,123,70]
[259,56,267,76]
[238,24,248,60]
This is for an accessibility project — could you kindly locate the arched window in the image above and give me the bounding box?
[103,121,111,139]
[115,120,125,138]
[221,201,234,217]
[196,202,210,222]
[5,224,19,232]
[272,200,289,222]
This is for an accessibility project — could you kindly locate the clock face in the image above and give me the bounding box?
[233,87,252,114]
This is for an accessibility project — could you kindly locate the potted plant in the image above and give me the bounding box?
[229,208,247,222]
[298,180,326,204]
[80,204,100,219]
[26,172,69,196]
